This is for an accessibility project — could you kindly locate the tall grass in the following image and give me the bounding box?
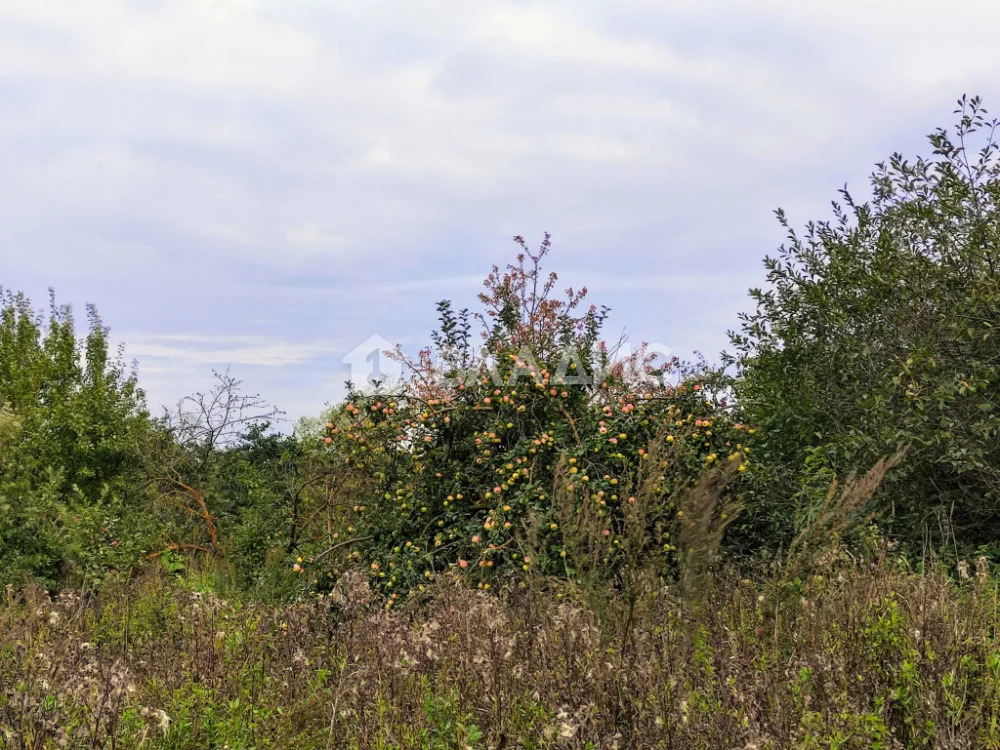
[2,549,999,749]
[3,450,997,749]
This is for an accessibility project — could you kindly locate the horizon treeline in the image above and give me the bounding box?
[3,96,1000,596]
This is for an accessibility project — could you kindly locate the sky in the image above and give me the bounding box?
[2,0,1000,424]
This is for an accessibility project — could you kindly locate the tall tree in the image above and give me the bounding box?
[730,96,1000,549]
[0,291,151,586]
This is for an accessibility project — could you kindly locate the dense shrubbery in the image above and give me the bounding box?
[731,96,1000,554]
[0,291,152,587]
[0,302,315,592]
[313,239,749,599]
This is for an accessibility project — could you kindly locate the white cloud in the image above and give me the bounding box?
[0,0,319,94]
[122,334,334,367]
[285,223,350,251]
[574,273,754,293]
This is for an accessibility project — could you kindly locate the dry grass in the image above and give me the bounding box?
[1,553,999,749]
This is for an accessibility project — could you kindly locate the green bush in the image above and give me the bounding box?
[311,237,747,600]
[730,96,1000,552]
[0,291,153,587]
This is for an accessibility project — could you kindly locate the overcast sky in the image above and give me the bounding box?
[2,0,999,423]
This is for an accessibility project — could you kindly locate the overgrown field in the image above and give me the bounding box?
[2,556,1000,749]
[6,100,1000,748]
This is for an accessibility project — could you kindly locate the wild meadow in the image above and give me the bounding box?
[3,100,1000,748]
[3,550,1000,749]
